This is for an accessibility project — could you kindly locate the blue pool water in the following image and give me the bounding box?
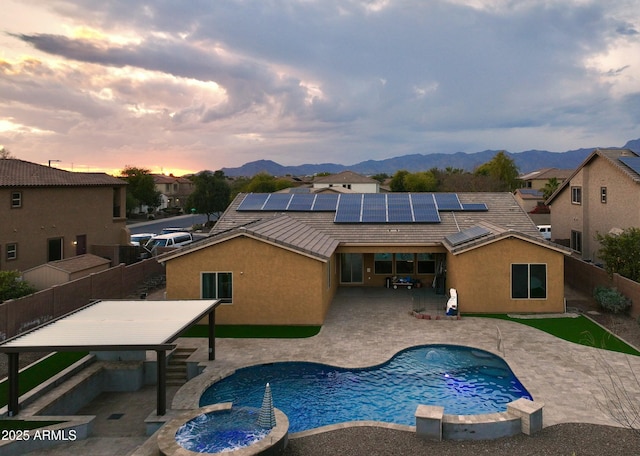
[175,407,269,453]
[200,345,532,433]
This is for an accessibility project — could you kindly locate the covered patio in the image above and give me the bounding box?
[0,299,221,417]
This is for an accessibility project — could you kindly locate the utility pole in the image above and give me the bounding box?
[48,159,61,167]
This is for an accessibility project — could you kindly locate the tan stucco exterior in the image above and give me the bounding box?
[446,237,566,313]
[0,186,127,272]
[549,153,640,262]
[165,236,338,325]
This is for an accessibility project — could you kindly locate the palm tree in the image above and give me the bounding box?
[542,177,560,200]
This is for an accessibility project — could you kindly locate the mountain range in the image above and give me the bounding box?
[221,138,640,177]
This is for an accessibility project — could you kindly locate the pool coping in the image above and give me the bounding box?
[156,402,289,456]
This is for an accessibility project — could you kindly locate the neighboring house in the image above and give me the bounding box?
[22,253,111,290]
[546,148,640,263]
[519,168,573,192]
[514,168,573,226]
[152,174,194,211]
[158,192,570,325]
[0,159,128,272]
[312,171,380,193]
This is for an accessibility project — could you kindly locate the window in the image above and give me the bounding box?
[6,243,17,261]
[201,272,233,303]
[571,230,582,253]
[571,186,582,204]
[11,192,22,208]
[395,253,414,275]
[417,253,436,274]
[511,264,546,299]
[374,253,393,274]
[600,187,607,203]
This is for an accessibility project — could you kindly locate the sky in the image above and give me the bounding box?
[1,0,639,176]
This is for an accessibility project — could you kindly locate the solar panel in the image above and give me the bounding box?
[410,193,441,223]
[446,225,492,246]
[362,193,387,222]
[237,193,269,211]
[461,203,488,211]
[312,193,339,211]
[620,157,640,175]
[387,193,413,223]
[287,194,315,211]
[434,193,462,211]
[334,194,363,223]
[262,193,293,210]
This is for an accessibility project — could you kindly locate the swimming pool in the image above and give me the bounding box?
[199,345,532,433]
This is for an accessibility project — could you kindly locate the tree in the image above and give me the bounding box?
[186,170,231,223]
[403,171,438,192]
[0,271,36,303]
[0,146,15,159]
[246,172,280,193]
[120,166,161,214]
[542,177,560,200]
[596,227,640,282]
[371,173,389,183]
[389,170,409,192]
[474,151,521,191]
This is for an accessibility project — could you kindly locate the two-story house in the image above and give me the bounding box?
[0,159,128,272]
[546,148,640,262]
[152,174,194,212]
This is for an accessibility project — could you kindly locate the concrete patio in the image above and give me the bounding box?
[20,287,640,455]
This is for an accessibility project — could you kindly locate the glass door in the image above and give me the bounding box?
[340,253,363,284]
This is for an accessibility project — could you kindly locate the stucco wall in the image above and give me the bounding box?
[550,155,640,262]
[165,236,337,325]
[447,237,565,313]
[0,186,127,272]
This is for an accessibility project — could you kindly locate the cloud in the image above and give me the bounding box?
[0,0,639,171]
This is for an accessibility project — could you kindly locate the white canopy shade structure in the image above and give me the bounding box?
[0,299,222,417]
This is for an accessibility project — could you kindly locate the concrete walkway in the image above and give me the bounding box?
[24,287,640,455]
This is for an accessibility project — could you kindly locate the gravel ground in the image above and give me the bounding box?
[283,423,640,456]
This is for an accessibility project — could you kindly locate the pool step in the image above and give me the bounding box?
[166,347,196,386]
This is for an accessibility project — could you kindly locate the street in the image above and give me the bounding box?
[127,213,216,235]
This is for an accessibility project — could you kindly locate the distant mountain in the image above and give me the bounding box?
[221,140,640,177]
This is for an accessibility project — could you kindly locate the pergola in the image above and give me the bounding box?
[0,299,221,417]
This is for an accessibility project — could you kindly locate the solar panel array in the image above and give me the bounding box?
[237,192,487,224]
[620,156,640,175]
[446,225,492,246]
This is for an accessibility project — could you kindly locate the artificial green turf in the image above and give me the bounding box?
[181,325,321,338]
[470,314,640,356]
[0,352,88,409]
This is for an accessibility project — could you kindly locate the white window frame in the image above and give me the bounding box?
[571,186,582,204]
[11,192,22,208]
[7,243,17,261]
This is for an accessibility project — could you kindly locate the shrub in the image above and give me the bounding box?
[593,286,631,314]
[0,270,36,303]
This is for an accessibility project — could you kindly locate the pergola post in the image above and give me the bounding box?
[208,310,216,360]
[8,352,19,416]
[157,350,166,416]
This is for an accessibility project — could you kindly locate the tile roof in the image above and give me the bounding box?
[546,148,640,204]
[0,159,126,187]
[211,191,541,246]
[519,168,573,181]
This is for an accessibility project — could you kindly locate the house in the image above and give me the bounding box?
[152,174,194,212]
[312,171,380,193]
[0,159,128,272]
[22,254,111,290]
[546,148,640,263]
[514,168,573,226]
[158,192,570,325]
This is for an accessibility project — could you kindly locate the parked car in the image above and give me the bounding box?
[537,225,551,240]
[161,227,189,234]
[130,233,156,246]
[144,232,193,254]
